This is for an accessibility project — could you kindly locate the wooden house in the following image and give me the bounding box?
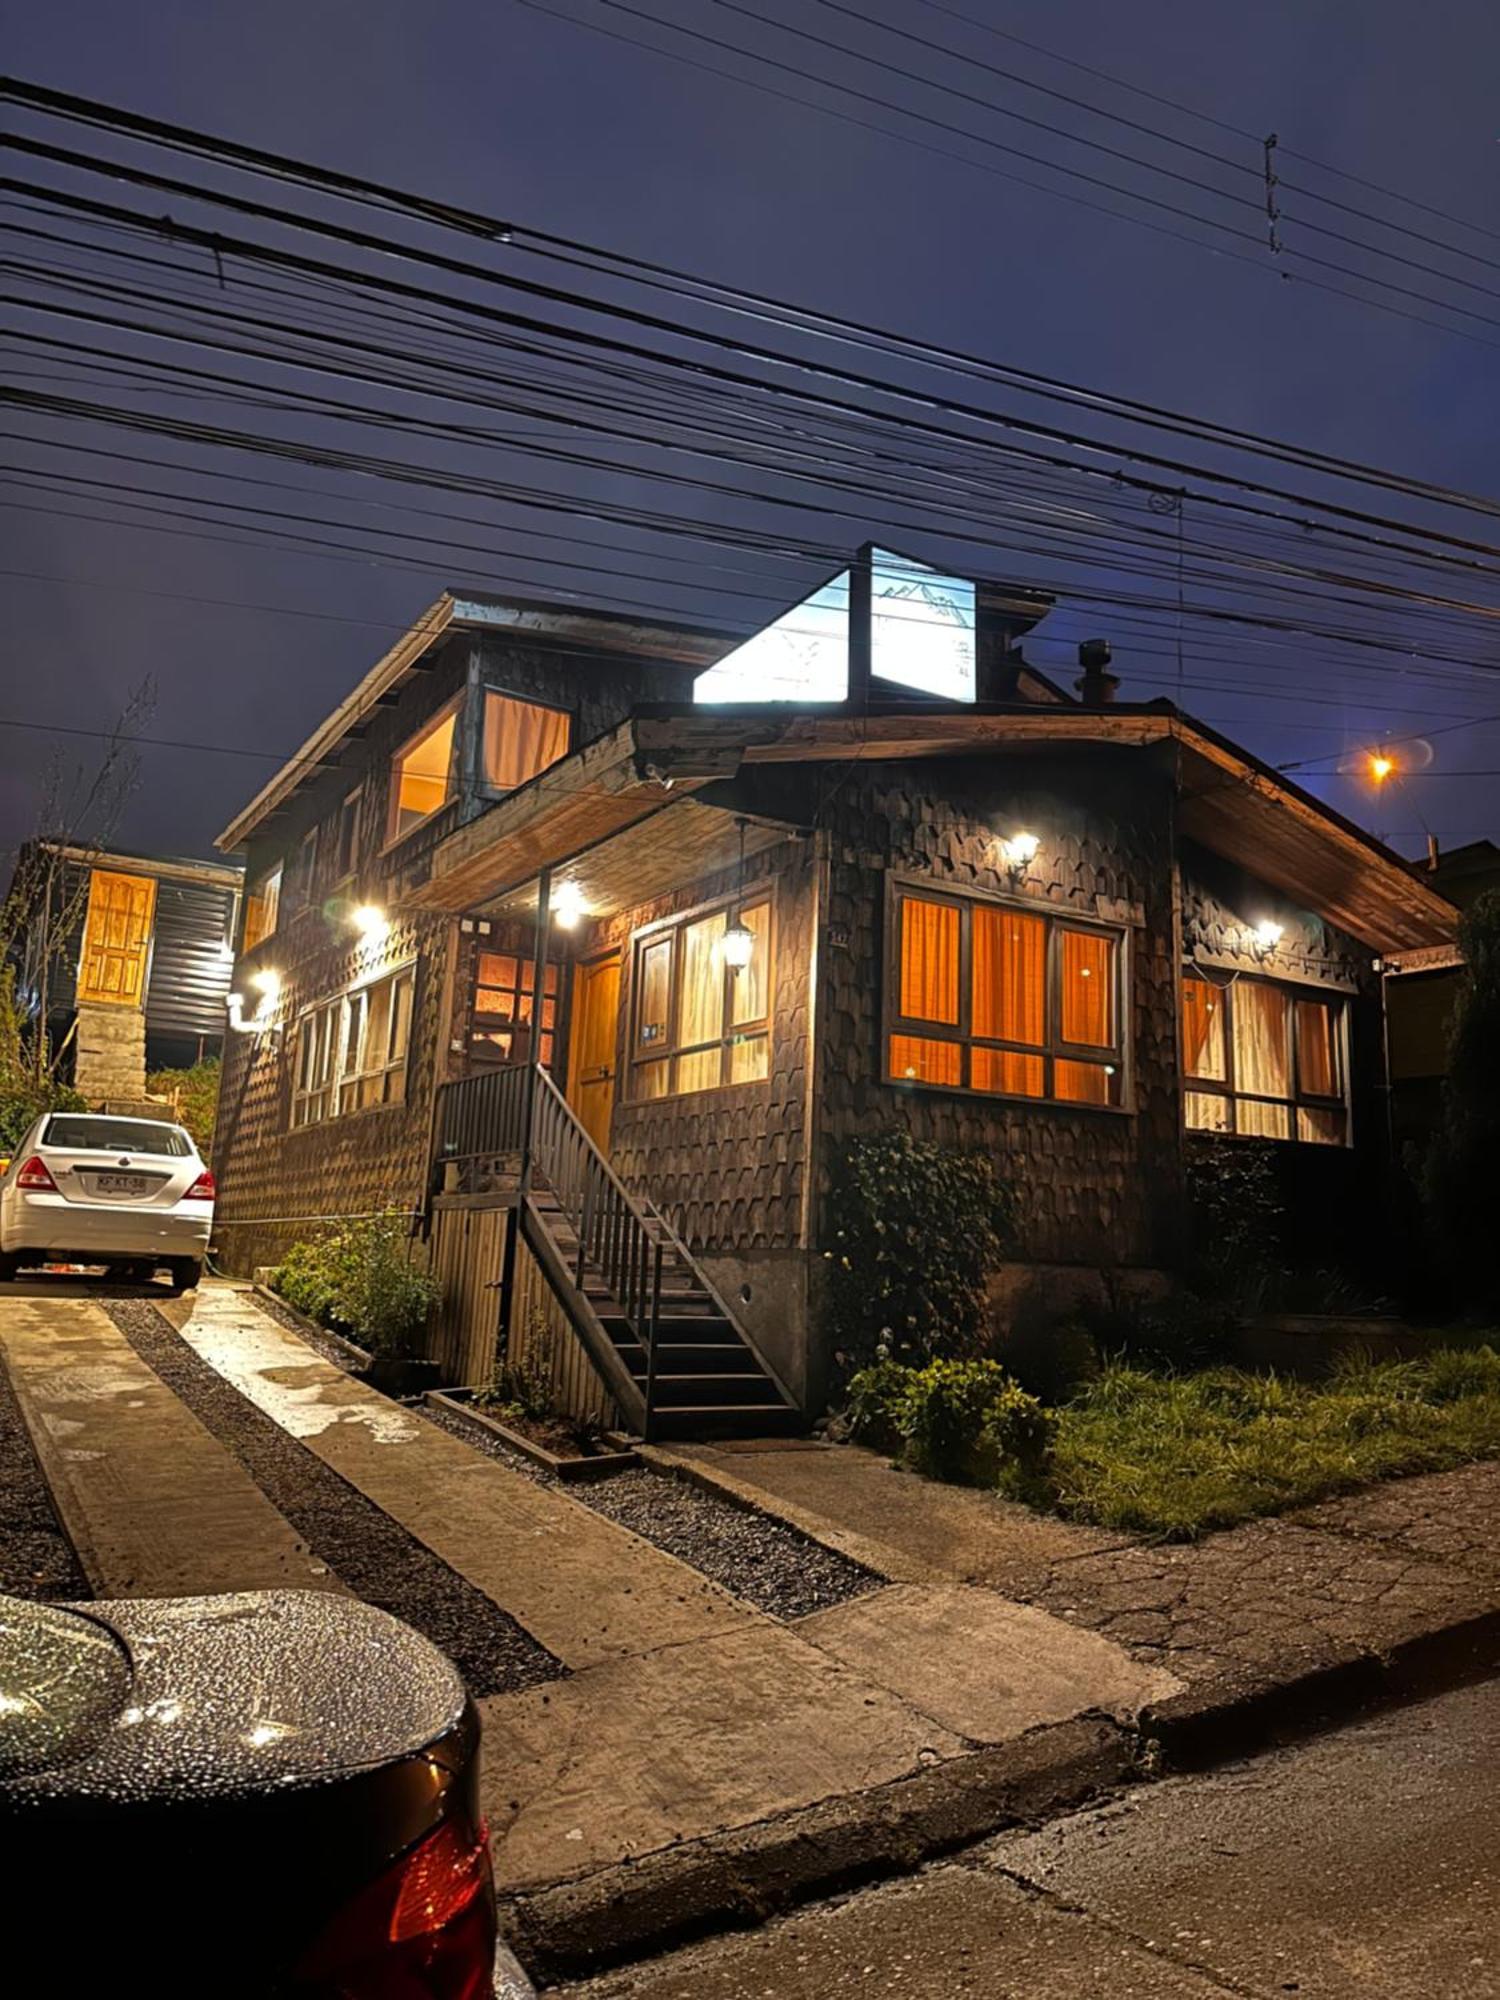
[10,842,243,1104]
[210,551,1459,1436]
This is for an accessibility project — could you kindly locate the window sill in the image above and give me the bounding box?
[620,1077,774,1110]
[883,1073,1135,1116]
[288,1098,409,1136]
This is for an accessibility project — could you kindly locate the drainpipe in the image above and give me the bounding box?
[498,866,551,1362]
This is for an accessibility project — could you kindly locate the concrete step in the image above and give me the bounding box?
[649,1403,803,1440]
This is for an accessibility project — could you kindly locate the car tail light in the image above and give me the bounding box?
[16,1156,58,1192]
[184,1168,217,1201]
[291,1815,496,1998]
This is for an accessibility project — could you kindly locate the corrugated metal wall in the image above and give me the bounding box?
[145,880,237,1045]
[426,1196,622,1427]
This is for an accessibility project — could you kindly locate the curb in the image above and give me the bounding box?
[500,1715,1136,1984]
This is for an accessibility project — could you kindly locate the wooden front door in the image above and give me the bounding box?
[77,869,156,1007]
[567,951,621,1155]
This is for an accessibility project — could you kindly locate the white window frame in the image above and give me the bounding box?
[291,996,339,1129]
[337,962,416,1114]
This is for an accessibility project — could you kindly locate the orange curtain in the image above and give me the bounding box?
[1055,1060,1112,1105]
[971,1047,1043,1096]
[1059,930,1113,1047]
[890,1033,962,1086]
[1181,977,1226,1080]
[1233,982,1290,1099]
[899,896,960,1024]
[483,693,570,791]
[972,906,1044,1045]
[1295,999,1338,1097]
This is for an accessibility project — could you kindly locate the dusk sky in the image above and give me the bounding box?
[5,0,1500,869]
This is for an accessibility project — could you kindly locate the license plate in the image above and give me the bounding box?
[94,1174,151,1197]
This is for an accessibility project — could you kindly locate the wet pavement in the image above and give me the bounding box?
[558,1674,1500,1997]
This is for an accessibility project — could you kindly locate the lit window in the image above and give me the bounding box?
[887,886,1123,1106]
[389,704,459,843]
[1182,974,1347,1145]
[243,863,282,952]
[481,691,570,792]
[338,966,415,1112]
[469,950,558,1069]
[291,997,338,1128]
[630,897,772,1099]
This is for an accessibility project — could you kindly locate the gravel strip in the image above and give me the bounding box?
[104,1302,564,1698]
[0,1351,90,1601]
[423,1402,881,1620]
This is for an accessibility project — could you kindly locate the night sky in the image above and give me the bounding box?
[5,0,1500,868]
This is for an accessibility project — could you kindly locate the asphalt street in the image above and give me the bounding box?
[555,1675,1500,1997]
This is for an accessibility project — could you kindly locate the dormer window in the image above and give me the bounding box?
[480,690,570,794]
[389,699,460,844]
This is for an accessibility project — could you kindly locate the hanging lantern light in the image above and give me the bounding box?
[722,816,755,972]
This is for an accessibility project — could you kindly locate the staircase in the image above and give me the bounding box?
[434,1065,801,1441]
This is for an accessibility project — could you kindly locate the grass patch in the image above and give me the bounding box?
[1047,1347,1500,1538]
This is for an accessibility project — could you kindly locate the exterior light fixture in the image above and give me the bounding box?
[552,881,585,930]
[1253,920,1284,953]
[1000,830,1040,879]
[721,816,755,973]
[351,904,388,942]
[227,967,280,1034]
[722,919,756,970]
[1368,751,1396,785]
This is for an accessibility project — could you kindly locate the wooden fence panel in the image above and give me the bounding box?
[426,1196,623,1429]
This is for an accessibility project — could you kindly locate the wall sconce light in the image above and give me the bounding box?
[1253,920,1284,954]
[1000,830,1040,880]
[351,904,389,944]
[227,966,280,1034]
[552,881,585,930]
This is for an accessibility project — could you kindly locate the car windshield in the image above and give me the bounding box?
[43,1117,192,1158]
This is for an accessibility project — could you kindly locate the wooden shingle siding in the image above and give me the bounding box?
[593,836,817,1255]
[811,749,1186,1271]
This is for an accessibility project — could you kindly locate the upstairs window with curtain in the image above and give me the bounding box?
[887,884,1124,1106]
[388,701,460,844]
[481,690,570,793]
[630,896,772,1099]
[242,863,282,953]
[1182,974,1348,1145]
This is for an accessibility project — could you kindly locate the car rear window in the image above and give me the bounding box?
[43,1117,193,1158]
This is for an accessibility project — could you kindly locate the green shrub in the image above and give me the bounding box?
[991,1297,1101,1406]
[847,1357,1053,1490]
[842,1357,912,1454]
[825,1131,1017,1378]
[1186,1138,1287,1309]
[146,1058,220,1161]
[272,1211,438,1356]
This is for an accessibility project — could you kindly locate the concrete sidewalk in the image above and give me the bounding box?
[0,1296,337,1598]
[158,1292,1175,1966]
[667,1438,1500,1752]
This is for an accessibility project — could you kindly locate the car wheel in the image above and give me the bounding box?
[105,1262,143,1285]
[167,1258,203,1296]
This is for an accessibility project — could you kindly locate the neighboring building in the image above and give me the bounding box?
[1386,838,1500,1150]
[211,550,1457,1436]
[9,842,242,1104]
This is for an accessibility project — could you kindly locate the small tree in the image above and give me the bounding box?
[1426,889,1500,1312]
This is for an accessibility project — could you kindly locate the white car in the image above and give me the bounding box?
[0,1112,215,1293]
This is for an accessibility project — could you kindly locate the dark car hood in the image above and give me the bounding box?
[1,1590,468,1803]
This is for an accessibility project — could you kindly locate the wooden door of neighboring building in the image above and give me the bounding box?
[77,869,156,1007]
[567,951,621,1156]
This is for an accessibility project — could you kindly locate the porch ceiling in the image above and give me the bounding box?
[478,802,794,920]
